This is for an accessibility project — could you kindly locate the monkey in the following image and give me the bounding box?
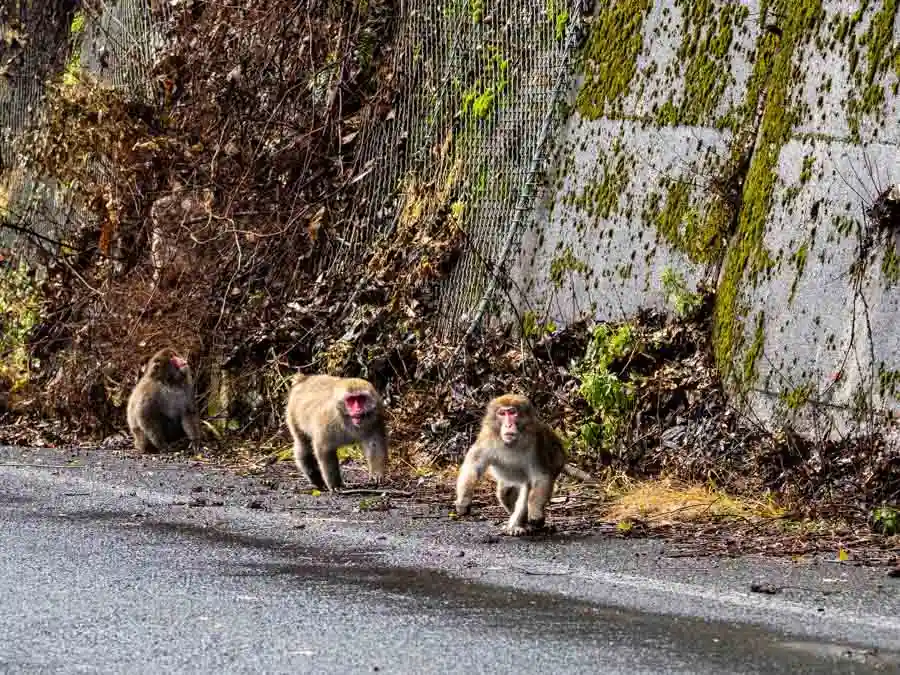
[455,393,590,536]
[284,373,389,492]
[126,347,202,454]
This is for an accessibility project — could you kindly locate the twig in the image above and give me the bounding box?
[339,488,414,497]
[483,565,570,577]
[0,463,85,469]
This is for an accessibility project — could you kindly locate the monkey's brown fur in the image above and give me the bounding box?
[126,347,202,454]
[285,373,388,491]
[455,393,569,536]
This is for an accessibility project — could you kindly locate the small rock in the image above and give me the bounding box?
[244,499,264,509]
[749,582,780,595]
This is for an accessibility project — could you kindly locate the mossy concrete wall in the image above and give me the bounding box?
[506,0,900,431]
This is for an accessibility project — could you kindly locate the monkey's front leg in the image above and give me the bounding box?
[505,484,529,536]
[131,426,154,454]
[454,448,484,516]
[181,408,202,450]
[526,475,555,530]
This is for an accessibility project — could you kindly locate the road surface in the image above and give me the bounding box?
[1,446,899,673]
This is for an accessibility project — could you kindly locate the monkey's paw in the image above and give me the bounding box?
[527,518,546,531]
[454,502,471,516]
[505,524,528,536]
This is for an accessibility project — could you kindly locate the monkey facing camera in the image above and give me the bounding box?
[126,347,202,454]
[284,374,389,492]
[455,393,591,536]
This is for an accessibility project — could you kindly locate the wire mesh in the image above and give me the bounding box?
[2,0,578,339]
[345,0,579,339]
[0,0,163,252]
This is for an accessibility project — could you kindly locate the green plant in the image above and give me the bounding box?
[574,323,639,452]
[0,259,40,397]
[521,310,556,338]
[662,267,702,320]
[871,506,899,535]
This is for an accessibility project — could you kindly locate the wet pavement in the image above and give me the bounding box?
[1,446,899,673]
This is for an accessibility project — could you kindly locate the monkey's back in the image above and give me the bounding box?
[285,374,380,437]
[534,421,567,476]
[127,378,192,430]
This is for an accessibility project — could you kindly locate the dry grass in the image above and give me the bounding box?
[600,475,785,525]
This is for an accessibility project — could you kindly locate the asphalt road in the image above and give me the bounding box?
[1,445,900,674]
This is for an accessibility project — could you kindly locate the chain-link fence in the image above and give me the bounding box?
[0,0,163,254]
[346,0,579,338]
[2,0,579,336]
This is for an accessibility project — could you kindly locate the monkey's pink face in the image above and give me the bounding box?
[170,355,187,370]
[497,406,520,444]
[344,392,373,426]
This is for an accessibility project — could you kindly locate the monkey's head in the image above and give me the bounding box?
[147,348,190,385]
[487,394,534,445]
[338,381,381,428]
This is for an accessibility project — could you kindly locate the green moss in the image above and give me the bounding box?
[882,243,900,286]
[742,311,765,383]
[562,152,629,221]
[713,0,823,384]
[336,443,365,462]
[460,49,509,121]
[576,0,653,120]
[779,383,812,410]
[878,363,900,399]
[846,0,899,137]
[549,246,590,289]
[670,0,747,126]
[654,100,678,126]
[788,241,808,303]
[799,154,814,183]
[644,177,729,264]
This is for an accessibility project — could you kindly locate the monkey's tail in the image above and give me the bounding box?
[563,463,594,483]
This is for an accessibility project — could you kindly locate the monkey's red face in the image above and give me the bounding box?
[170,355,187,370]
[344,392,373,426]
[497,406,520,444]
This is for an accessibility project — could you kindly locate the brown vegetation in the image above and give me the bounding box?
[0,0,898,554]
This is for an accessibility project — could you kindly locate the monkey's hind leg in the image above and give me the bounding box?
[135,416,171,454]
[291,430,327,490]
[495,480,519,515]
[525,476,555,530]
[362,434,388,485]
[505,484,529,536]
[314,442,344,492]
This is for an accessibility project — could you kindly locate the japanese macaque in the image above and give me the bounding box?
[285,373,389,491]
[126,348,202,454]
[455,393,589,536]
